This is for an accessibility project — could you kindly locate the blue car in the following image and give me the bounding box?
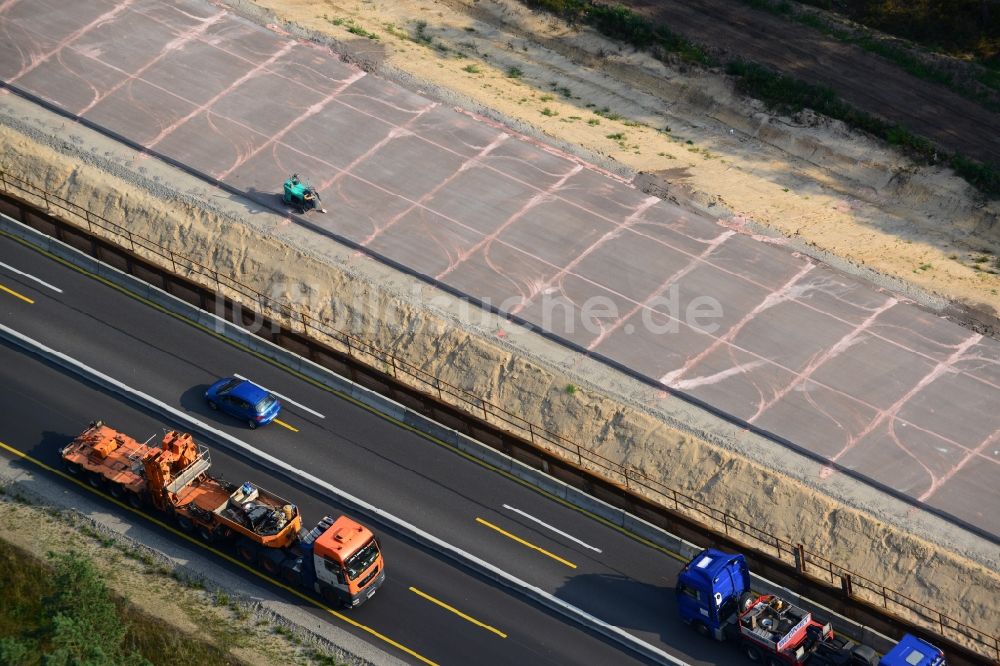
[205,377,281,429]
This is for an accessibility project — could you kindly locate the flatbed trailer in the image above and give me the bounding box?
[61,420,385,607]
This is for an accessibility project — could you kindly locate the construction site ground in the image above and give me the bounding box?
[1,0,999,653]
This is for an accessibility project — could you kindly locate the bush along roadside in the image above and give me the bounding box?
[522,0,715,64]
[741,0,1000,111]
[726,60,1000,197]
[517,0,1000,199]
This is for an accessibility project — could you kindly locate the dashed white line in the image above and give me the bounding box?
[503,504,602,553]
[0,260,63,293]
[233,373,325,418]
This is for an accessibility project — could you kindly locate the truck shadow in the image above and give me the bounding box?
[556,572,668,635]
[555,573,749,661]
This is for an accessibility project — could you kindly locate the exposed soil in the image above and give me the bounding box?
[229,0,1000,327]
[2,98,998,650]
[618,0,1000,167]
[3,0,1000,653]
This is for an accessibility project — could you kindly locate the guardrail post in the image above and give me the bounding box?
[840,573,853,597]
[8,170,998,660]
[794,544,806,574]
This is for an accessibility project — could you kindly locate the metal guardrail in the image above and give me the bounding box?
[1,167,996,661]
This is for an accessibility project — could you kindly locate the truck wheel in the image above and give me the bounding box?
[87,473,104,489]
[197,526,215,543]
[127,492,144,509]
[744,645,763,662]
[109,483,125,500]
[281,566,301,587]
[767,658,783,666]
[692,621,710,638]
[177,516,194,532]
[247,419,258,430]
[64,461,81,476]
[259,553,281,576]
[320,585,343,607]
[236,541,258,564]
[207,400,218,410]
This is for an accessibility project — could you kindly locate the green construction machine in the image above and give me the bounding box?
[282,174,327,214]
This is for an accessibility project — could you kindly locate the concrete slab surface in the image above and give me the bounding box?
[2,0,998,539]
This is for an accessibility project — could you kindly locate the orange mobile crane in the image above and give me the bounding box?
[62,421,386,607]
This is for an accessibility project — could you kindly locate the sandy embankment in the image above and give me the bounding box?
[238,0,1000,326]
[2,105,997,642]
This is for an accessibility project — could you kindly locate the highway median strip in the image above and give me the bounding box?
[272,418,299,432]
[475,517,577,569]
[409,586,507,638]
[0,321,687,666]
[0,438,439,666]
[0,282,34,304]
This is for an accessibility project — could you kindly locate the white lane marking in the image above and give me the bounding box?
[1,322,686,666]
[503,504,602,553]
[233,372,325,418]
[0,260,63,293]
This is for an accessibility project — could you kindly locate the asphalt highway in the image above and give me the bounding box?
[0,233,754,664]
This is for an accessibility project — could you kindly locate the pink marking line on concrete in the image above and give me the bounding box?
[819,333,982,479]
[509,195,660,316]
[9,0,135,83]
[147,40,297,149]
[0,0,24,15]
[919,428,1000,502]
[435,164,583,280]
[673,360,768,390]
[361,131,508,246]
[77,11,227,117]
[659,261,815,385]
[746,296,898,423]
[215,70,365,180]
[17,4,994,413]
[585,230,735,352]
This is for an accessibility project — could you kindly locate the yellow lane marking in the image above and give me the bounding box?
[0,282,34,304]
[475,517,576,569]
[0,439,438,666]
[409,587,507,638]
[3,231,681,563]
[272,418,298,432]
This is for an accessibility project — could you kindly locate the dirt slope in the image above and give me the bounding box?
[619,0,1000,167]
[232,0,1000,328]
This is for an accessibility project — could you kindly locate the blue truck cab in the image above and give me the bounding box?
[879,634,946,666]
[676,548,752,640]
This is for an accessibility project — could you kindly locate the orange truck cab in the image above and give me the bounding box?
[294,515,386,607]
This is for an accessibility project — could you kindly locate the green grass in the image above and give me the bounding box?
[462,64,482,74]
[741,0,1000,109]
[518,0,1000,198]
[541,107,558,116]
[726,60,1000,197]
[523,0,713,65]
[346,25,379,40]
[794,0,1000,66]
[506,66,524,78]
[413,20,432,45]
[0,543,248,666]
[593,107,622,121]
